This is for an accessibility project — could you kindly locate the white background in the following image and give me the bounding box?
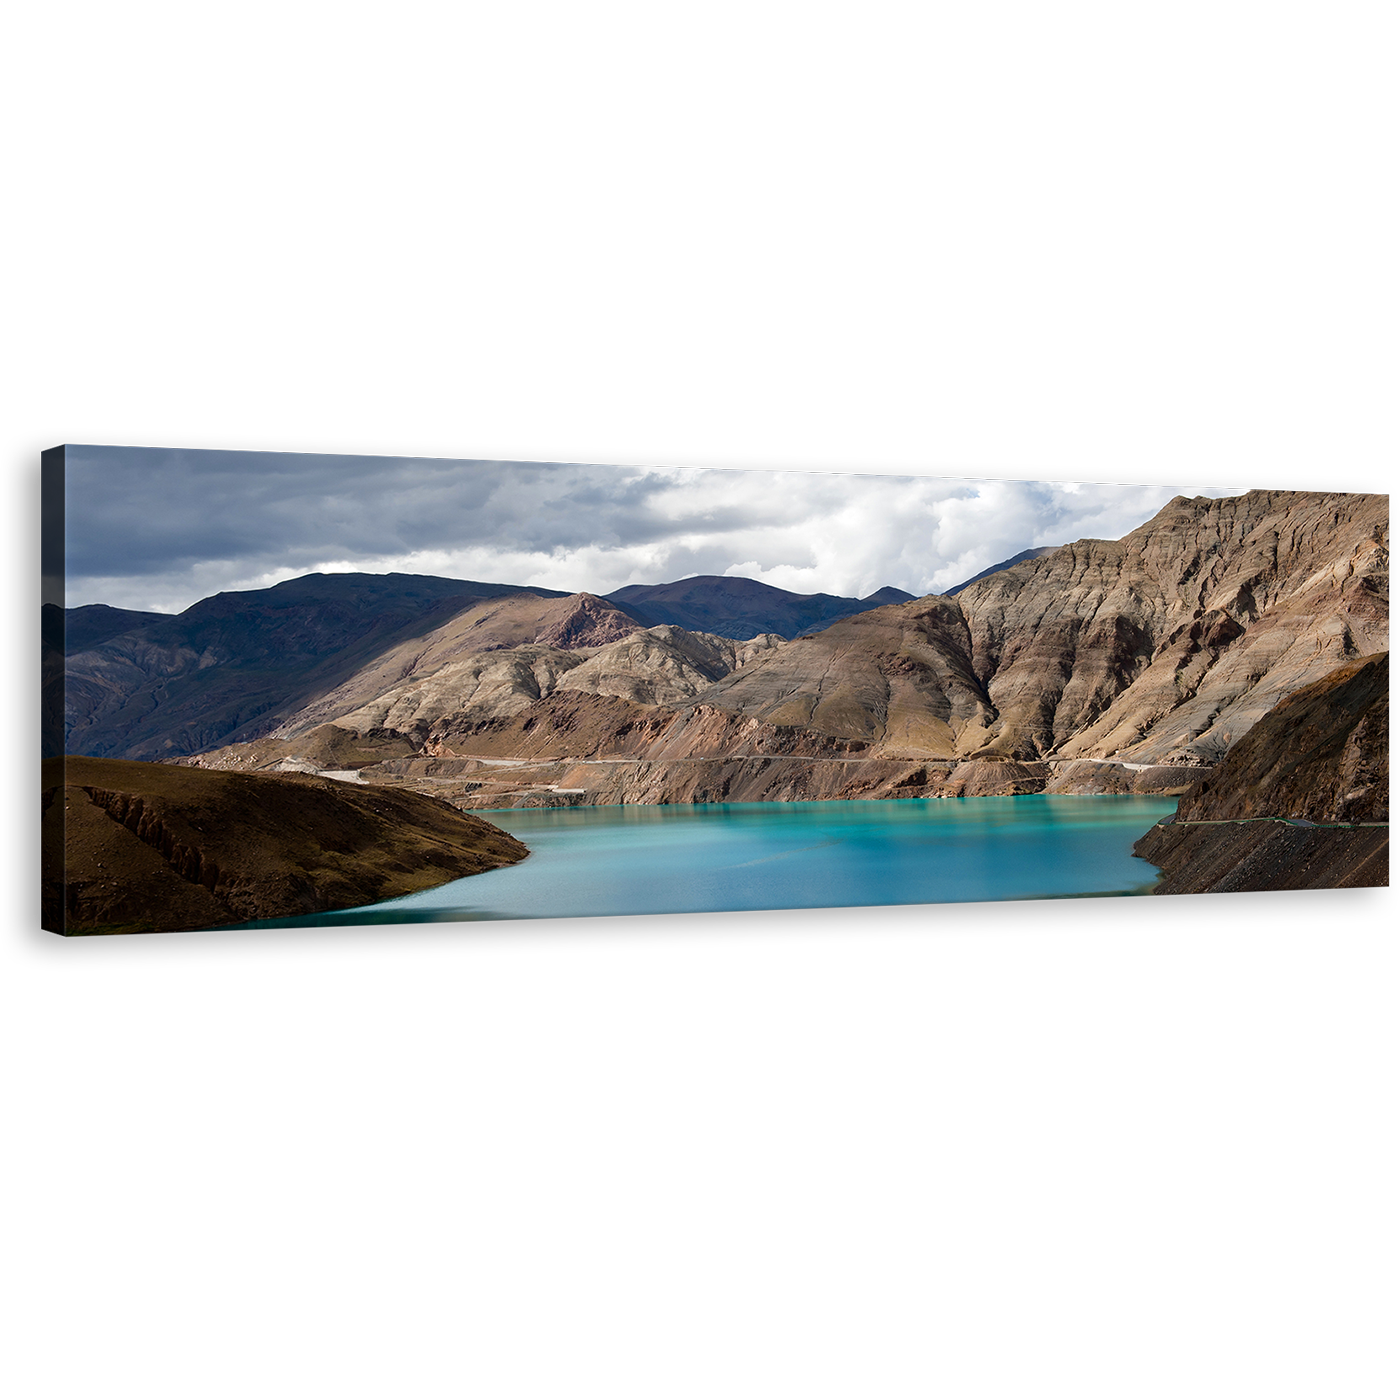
[4,4,1395,1397]
[5,940,1394,1400]
[5,4,1394,464]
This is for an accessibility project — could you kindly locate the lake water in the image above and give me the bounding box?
[245,794,1178,928]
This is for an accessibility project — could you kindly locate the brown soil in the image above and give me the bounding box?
[1133,822,1387,894]
[43,755,528,935]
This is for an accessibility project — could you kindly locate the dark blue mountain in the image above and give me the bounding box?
[606,576,916,640]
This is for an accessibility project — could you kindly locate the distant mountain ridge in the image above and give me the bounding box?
[947,547,1059,595]
[57,572,570,760]
[58,603,172,654]
[57,571,916,759]
[606,575,915,639]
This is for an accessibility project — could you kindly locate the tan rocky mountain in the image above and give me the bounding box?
[177,490,1386,815]
[272,590,649,734]
[367,689,1202,809]
[673,489,1388,765]
[1133,652,1388,893]
[276,622,783,740]
[44,755,527,935]
[552,626,784,707]
[684,595,996,758]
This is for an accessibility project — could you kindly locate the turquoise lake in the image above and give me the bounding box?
[245,794,1178,928]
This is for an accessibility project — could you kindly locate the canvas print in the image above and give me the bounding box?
[41,446,1389,935]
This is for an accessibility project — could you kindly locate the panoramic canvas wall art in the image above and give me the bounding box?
[41,445,1389,936]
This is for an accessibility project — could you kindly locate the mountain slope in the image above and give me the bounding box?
[681,491,1387,764]
[61,573,569,760]
[43,755,528,934]
[1132,653,1388,892]
[1169,651,1388,825]
[686,596,994,757]
[196,623,785,754]
[62,603,172,653]
[270,591,651,736]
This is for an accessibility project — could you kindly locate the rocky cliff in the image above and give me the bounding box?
[686,491,1387,765]
[44,755,528,935]
[1132,653,1388,894]
[1171,652,1388,825]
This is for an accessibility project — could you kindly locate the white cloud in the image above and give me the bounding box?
[61,452,1250,612]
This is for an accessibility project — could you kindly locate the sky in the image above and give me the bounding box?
[55,445,1250,614]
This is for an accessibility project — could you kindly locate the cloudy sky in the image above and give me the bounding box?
[55,445,1249,614]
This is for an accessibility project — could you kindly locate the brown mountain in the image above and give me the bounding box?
[267,591,654,736]
[175,489,1387,815]
[674,490,1389,765]
[44,755,528,935]
[60,572,570,761]
[186,624,786,774]
[1133,653,1388,893]
[1172,651,1388,826]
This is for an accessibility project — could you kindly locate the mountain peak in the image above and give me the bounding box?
[532,593,642,649]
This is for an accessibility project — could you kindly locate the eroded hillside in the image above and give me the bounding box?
[82,489,1387,816]
[1133,653,1388,893]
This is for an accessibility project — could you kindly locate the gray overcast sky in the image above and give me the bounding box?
[57,445,1250,613]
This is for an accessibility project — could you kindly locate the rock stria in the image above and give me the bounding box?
[693,490,1387,766]
[1133,653,1388,894]
[44,755,528,935]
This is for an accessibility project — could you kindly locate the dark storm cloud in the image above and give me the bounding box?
[58,444,1247,613]
[61,445,705,579]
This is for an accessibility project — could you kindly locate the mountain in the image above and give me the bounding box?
[43,755,527,935]
[1171,650,1388,826]
[605,575,916,639]
[41,605,65,759]
[946,546,1058,595]
[185,623,785,759]
[1133,653,1388,892]
[240,591,687,739]
[681,490,1389,766]
[42,601,62,652]
[168,490,1388,818]
[62,603,172,653]
[46,603,174,758]
[61,572,570,761]
[860,586,921,607]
